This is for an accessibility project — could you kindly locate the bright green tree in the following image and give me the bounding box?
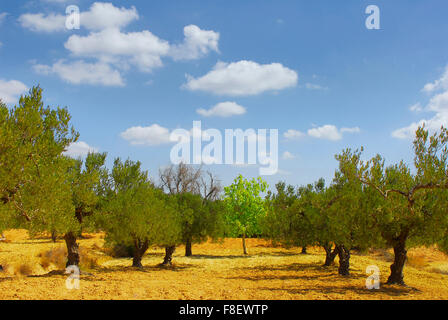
[224,175,268,255]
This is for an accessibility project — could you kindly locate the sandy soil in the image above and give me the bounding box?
[1,230,448,300]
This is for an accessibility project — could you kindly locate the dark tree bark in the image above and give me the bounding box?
[323,244,339,266]
[185,238,192,257]
[336,244,350,276]
[64,232,80,267]
[242,233,248,255]
[132,239,149,268]
[51,231,57,243]
[386,232,408,285]
[301,246,307,254]
[162,246,176,266]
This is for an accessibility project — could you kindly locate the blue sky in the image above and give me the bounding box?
[1,0,448,189]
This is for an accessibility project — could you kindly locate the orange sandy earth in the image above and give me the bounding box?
[1,229,448,300]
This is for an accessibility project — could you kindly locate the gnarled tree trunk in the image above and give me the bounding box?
[132,239,149,268]
[242,233,248,255]
[185,238,192,257]
[301,246,307,254]
[64,232,80,267]
[336,244,350,276]
[323,244,339,266]
[386,232,408,285]
[162,246,176,266]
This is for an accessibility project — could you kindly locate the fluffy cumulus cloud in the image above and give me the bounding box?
[63,141,98,158]
[197,101,246,117]
[184,60,298,96]
[22,3,219,85]
[283,129,304,140]
[170,25,220,61]
[120,124,173,146]
[422,66,448,93]
[18,13,66,33]
[0,79,28,104]
[80,2,139,31]
[308,125,360,141]
[285,125,360,141]
[19,2,138,33]
[64,28,170,72]
[393,66,448,139]
[34,60,124,86]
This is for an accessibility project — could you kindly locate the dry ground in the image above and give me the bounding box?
[1,229,448,300]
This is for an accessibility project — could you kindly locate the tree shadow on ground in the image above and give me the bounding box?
[258,283,419,298]
[189,254,249,260]
[237,262,340,273]
[254,251,304,257]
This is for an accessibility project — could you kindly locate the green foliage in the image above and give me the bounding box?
[337,125,448,249]
[224,175,268,238]
[175,192,226,246]
[0,86,78,233]
[100,159,182,252]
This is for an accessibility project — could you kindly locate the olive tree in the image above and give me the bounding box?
[337,126,448,285]
[100,158,181,268]
[159,163,223,257]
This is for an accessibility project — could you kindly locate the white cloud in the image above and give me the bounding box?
[42,0,73,3]
[33,60,125,86]
[65,28,170,72]
[80,2,139,31]
[284,129,304,140]
[121,124,172,146]
[184,60,298,96]
[19,2,139,33]
[22,3,219,86]
[170,25,219,61]
[197,101,246,117]
[308,125,360,141]
[63,141,98,158]
[0,79,28,104]
[393,68,448,139]
[340,127,361,134]
[282,151,295,160]
[308,125,342,141]
[422,66,448,93]
[409,103,423,113]
[18,12,66,33]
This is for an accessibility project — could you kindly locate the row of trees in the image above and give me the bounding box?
[1,86,447,287]
[263,127,448,285]
[0,87,229,269]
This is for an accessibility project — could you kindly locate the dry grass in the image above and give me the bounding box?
[1,230,448,300]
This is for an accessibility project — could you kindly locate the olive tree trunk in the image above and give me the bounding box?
[301,246,307,254]
[336,244,350,276]
[132,239,149,268]
[242,233,248,255]
[64,232,80,268]
[386,233,408,285]
[162,246,176,266]
[185,238,192,257]
[323,244,339,267]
